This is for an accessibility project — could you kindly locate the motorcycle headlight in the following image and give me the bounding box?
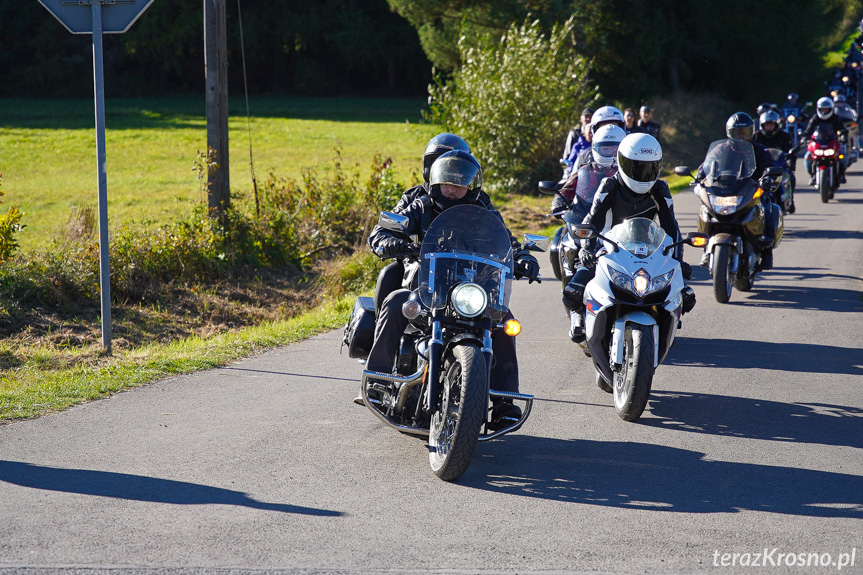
[824,149,835,156]
[609,267,672,298]
[787,114,796,124]
[451,282,487,318]
[709,194,741,216]
[814,149,824,156]
[609,266,636,293]
[650,269,674,292]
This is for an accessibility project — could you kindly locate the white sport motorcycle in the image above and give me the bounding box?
[571,218,706,421]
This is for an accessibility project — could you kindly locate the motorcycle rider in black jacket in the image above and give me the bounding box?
[562,133,694,343]
[802,97,849,185]
[369,133,498,316]
[752,110,796,212]
[365,150,540,426]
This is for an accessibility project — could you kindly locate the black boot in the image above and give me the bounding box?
[758,248,773,271]
[569,310,585,343]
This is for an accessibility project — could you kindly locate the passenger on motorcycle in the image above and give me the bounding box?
[802,97,848,184]
[569,106,627,174]
[561,133,694,343]
[365,151,540,426]
[368,133,498,316]
[752,110,796,212]
[551,125,627,217]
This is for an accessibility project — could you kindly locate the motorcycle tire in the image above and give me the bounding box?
[819,172,830,204]
[712,244,733,304]
[428,343,487,481]
[613,325,655,422]
[596,370,612,393]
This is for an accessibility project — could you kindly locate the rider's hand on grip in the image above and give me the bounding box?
[579,247,595,268]
[680,261,692,280]
[515,253,540,283]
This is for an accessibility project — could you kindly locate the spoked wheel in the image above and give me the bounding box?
[712,244,733,303]
[613,325,655,422]
[428,344,487,481]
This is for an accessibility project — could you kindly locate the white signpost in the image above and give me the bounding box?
[37,0,156,353]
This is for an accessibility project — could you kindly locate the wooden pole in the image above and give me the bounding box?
[204,0,229,217]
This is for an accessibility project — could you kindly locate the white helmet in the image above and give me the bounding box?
[816,97,835,119]
[590,105,625,134]
[591,124,626,167]
[617,133,662,194]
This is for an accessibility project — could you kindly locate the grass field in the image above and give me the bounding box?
[0,97,437,249]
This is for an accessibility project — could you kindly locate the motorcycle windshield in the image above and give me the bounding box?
[418,204,514,311]
[767,148,784,162]
[573,164,615,204]
[812,127,837,144]
[701,139,757,189]
[605,217,667,258]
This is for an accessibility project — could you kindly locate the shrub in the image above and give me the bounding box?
[426,16,598,194]
[0,174,24,264]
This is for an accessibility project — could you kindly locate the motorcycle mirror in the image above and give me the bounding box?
[377,211,410,233]
[521,233,550,253]
[537,180,561,195]
[674,166,694,178]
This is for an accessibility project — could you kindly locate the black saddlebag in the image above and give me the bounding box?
[343,296,376,359]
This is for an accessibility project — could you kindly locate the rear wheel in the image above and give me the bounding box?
[428,344,487,481]
[712,244,733,303]
[613,325,655,422]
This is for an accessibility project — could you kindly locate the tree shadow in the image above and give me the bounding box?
[0,460,343,516]
[641,391,863,449]
[781,228,863,240]
[463,438,863,517]
[666,336,863,376]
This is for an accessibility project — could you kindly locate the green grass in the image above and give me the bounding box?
[0,96,438,249]
[0,295,354,421]
[823,29,861,71]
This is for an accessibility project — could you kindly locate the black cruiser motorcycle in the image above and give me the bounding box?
[342,204,547,481]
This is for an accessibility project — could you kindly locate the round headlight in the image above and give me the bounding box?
[451,283,488,318]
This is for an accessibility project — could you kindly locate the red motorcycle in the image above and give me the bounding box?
[807,126,844,203]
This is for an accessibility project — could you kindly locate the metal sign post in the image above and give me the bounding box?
[37,0,155,353]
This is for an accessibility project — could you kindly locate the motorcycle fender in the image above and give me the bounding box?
[611,312,659,369]
[706,233,736,252]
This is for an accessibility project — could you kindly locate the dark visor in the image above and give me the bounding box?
[618,156,661,183]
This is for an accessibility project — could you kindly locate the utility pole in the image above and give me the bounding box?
[204,0,229,217]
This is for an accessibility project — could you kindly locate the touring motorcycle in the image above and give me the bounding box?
[570,218,706,421]
[675,139,783,303]
[342,204,547,481]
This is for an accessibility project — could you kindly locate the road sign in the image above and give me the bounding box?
[37,0,155,34]
[37,0,156,353]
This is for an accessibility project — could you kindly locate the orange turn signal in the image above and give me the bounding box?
[691,236,707,248]
[503,319,521,337]
[753,187,764,199]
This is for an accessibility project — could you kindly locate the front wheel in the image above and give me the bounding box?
[712,244,733,304]
[613,324,655,422]
[428,344,487,481]
[819,170,830,203]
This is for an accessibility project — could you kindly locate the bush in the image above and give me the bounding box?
[0,174,24,264]
[0,147,405,310]
[426,16,598,194]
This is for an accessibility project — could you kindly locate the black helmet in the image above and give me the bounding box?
[726,112,755,141]
[787,92,799,101]
[755,103,773,116]
[422,133,470,182]
[428,150,483,209]
[759,110,781,134]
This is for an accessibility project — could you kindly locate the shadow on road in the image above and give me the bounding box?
[463,438,863,517]
[782,228,863,240]
[642,391,863,449]
[667,336,863,376]
[0,461,343,516]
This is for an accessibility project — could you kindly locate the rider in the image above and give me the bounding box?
[562,108,594,177]
[802,97,848,185]
[365,150,540,427]
[369,133,497,316]
[697,112,781,270]
[752,109,796,212]
[550,124,626,216]
[568,106,627,175]
[561,133,694,344]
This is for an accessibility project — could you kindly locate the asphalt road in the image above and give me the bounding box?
[1,162,862,575]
